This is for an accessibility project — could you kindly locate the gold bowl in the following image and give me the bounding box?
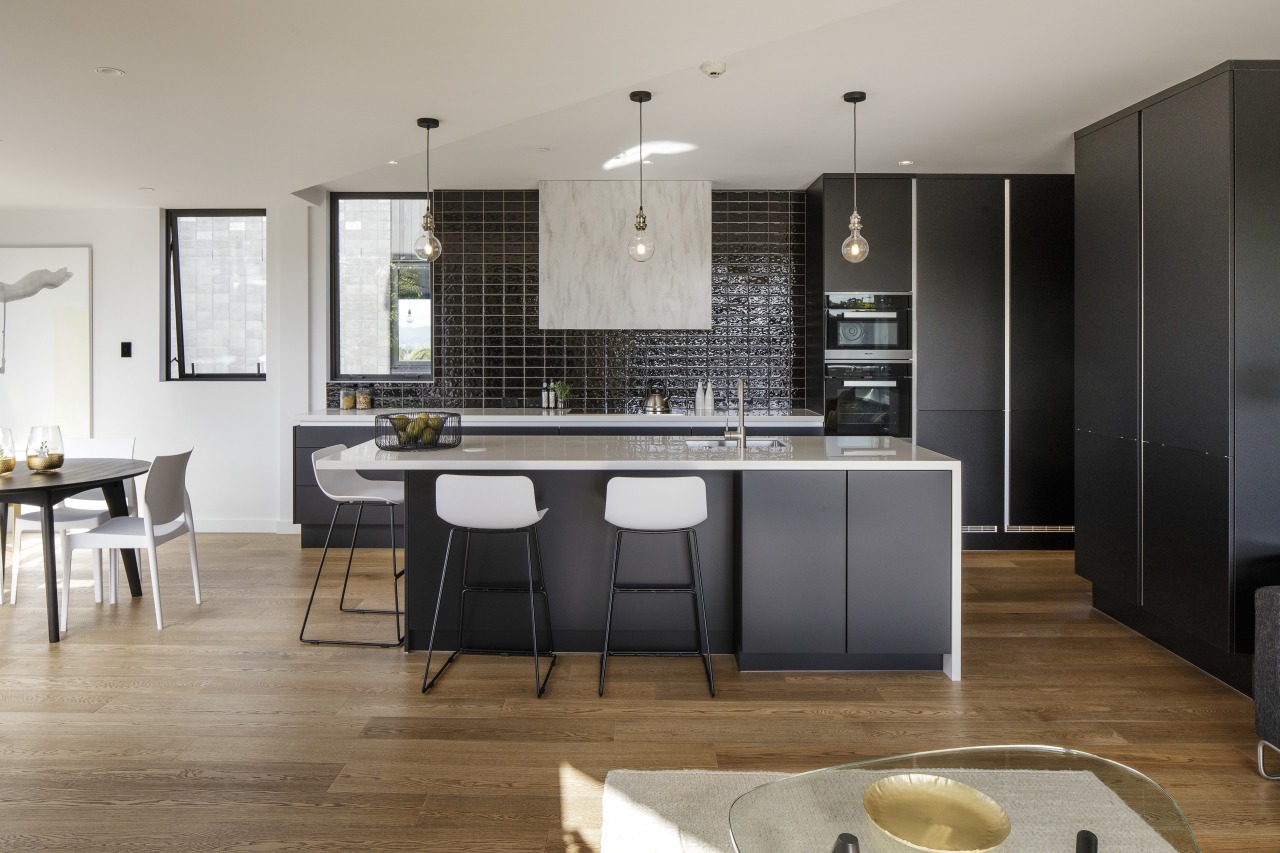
[862,773,1011,852]
[26,453,65,473]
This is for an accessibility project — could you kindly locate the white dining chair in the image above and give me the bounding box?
[59,449,200,632]
[10,437,137,605]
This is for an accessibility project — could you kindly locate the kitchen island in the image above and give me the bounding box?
[315,434,962,679]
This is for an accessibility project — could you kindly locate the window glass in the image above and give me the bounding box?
[166,210,267,379]
[333,195,433,380]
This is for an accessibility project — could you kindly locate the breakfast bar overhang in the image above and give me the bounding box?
[315,434,963,679]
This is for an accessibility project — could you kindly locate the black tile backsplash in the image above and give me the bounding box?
[327,190,806,414]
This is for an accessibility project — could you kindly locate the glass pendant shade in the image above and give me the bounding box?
[413,230,442,260]
[842,226,870,263]
[628,228,655,262]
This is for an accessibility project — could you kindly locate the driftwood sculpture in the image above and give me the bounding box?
[0,267,74,373]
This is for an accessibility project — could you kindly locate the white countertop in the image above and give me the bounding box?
[299,407,824,428]
[314,434,957,472]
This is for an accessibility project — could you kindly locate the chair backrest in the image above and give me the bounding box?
[311,444,381,503]
[436,474,541,530]
[605,476,708,531]
[143,450,193,527]
[64,437,137,510]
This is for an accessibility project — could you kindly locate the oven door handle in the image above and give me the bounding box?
[834,311,898,319]
[841,380,898,387]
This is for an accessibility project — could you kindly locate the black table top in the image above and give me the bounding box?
[0,458,150,502]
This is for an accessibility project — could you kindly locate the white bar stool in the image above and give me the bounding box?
[422,474,556,697]
[299,444,405,648]
[599,476,715,697]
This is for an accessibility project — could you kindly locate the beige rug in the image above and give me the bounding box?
[601,768,1183,853]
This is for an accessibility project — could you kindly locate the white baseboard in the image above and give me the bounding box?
[195,519,288,534]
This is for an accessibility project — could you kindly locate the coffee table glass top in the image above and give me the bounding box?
[728,745,1198,852]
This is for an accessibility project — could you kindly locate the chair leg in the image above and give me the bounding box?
[301,502,402,648]
[10,525,22,604]
[59,539,73,633]
[187,520,201,605]
[147,542,164,630]
[525,528,556,698]
[1260,740,1280,780]
[109,550,119,605]
[336,503,364,612]
[599,530,624,697]
[422,529,459,693]
[688,530,715,697]
[92,549,104,604]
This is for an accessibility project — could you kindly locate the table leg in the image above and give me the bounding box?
[101,481,142,598]
[40,498,59,643]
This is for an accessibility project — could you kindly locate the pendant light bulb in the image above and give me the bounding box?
[842,91,869,265]
[415,117,443,261]
[628,91,654,262]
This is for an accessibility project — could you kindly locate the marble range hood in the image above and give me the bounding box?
[538,179,712,329]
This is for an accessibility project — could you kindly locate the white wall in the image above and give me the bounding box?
[0,204,311,532]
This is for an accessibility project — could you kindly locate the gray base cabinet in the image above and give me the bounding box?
[737,469,953,670]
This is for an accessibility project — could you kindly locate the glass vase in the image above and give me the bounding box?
[26,425,64,473]
[0,428,14,475]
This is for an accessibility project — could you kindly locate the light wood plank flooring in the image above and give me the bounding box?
[0,537,1274,851]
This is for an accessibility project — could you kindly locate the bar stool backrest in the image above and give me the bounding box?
[436,474,541,530]
[605,476,708,531]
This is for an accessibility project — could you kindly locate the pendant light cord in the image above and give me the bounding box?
[852,99,858,212]
[638,98,644,211]
[425,126,432,211]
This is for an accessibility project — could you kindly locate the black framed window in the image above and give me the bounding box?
[165,209,267,380]
[330,192,434,382]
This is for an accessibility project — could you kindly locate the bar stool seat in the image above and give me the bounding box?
[599,476,715,697]
[299,444,405,648]
[422,474,556,697]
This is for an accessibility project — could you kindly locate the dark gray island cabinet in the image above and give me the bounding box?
[315,434,961,679]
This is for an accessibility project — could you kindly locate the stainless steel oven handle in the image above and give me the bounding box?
[841,380,898,387]
[835,311,898,319]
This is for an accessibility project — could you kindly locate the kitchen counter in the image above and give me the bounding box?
[315,434,961,679]
[299,407,824,429]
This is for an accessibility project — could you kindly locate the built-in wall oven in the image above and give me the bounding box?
[825,292,912,361]
[823,362,912,437]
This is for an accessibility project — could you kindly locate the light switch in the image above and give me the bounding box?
[120,342,132,358]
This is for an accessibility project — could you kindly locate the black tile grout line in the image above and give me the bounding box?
[329,190,805,413]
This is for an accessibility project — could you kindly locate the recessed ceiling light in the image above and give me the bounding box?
[95,66,126,77]
[138,186,155,192]
[387,160,398,165]
[641,160,654,165]
[537,147,551,152]
[898,160,914,166]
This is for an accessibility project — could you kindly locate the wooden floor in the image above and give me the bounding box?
[0,536,1274,851]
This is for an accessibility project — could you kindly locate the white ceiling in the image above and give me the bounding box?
[3,0,1279,209]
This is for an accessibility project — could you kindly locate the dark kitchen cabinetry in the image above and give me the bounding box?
[1074,113,1141,439]
[913,410,1002,530]
[1074,430,1139,603]
[1073,62,1280,693]
[916,178,1005,412]
[806,175,912,294]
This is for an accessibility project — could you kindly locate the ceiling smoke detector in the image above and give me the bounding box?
[699,60,727,78]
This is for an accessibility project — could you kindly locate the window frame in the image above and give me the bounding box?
[164,208,268,382]
[329,191,435,384]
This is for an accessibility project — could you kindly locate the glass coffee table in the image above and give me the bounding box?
[728,745,1199,852]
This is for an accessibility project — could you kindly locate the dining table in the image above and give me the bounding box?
[0,457,150,642]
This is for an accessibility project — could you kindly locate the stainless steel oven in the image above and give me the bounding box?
[823,362,912,437]
[825,292,912,361]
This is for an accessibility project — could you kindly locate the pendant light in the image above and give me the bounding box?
[412,117,442,261]
[627,90,655,262]
[841,91,869,264]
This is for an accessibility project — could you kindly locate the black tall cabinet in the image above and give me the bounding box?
[1074,62,1280,693]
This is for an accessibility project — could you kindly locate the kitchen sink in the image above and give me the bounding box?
[684,438,789,449]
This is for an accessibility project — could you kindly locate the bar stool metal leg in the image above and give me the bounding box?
[423,525,556,697]
[300,501,405,648]
[598,527,715,698]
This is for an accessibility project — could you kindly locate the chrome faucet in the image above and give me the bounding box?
[724,377,746,443]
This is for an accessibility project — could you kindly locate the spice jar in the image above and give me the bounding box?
[339,386,356,410]
[356,384,373,410]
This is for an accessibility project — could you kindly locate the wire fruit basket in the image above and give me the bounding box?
[374,412,462,451]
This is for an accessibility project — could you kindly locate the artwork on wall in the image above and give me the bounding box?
[0,247,93,441]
